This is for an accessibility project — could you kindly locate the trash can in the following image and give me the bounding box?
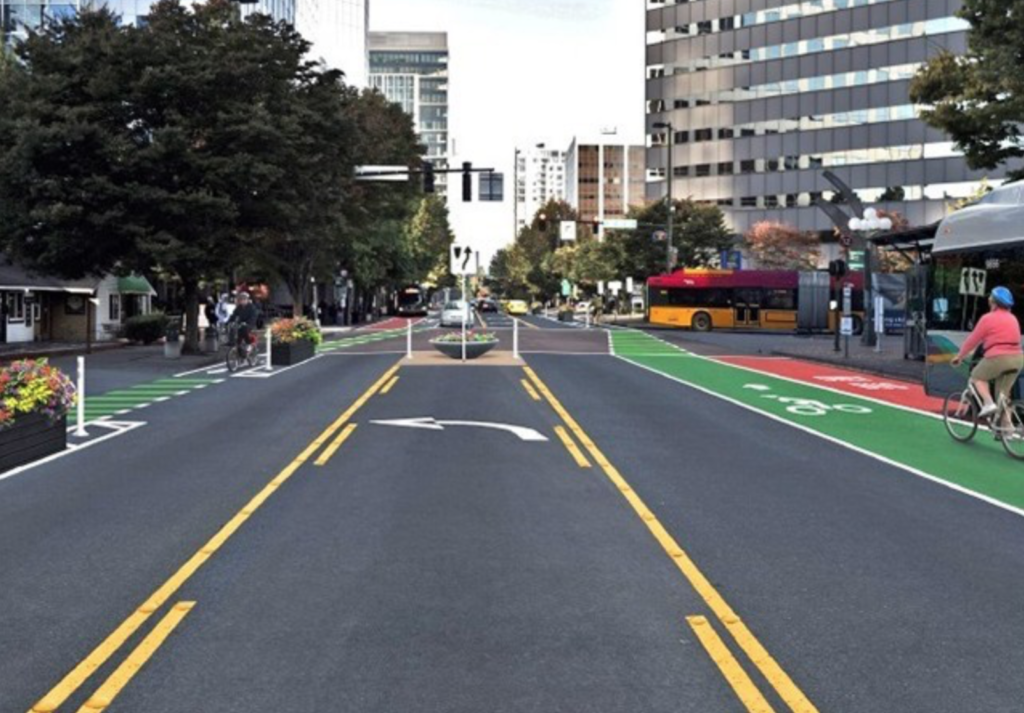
[164,318,183,359]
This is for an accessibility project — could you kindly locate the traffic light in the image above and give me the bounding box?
[828,259,848,277]
[462,162,472,202]
[422,161,435,194]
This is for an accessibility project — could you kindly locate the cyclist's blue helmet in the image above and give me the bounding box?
[991,286,1015,308]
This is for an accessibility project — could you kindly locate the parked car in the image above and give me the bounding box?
[440,300,471,328]
[477,298,499,313]
[506,300,529,316]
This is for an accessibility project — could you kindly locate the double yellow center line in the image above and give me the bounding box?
[29,362,400,713]
[522,366,818,713]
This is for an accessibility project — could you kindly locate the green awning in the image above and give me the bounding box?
[118,275,155,295]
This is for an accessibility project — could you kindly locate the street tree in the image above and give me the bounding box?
[910,1,1024,180]
[743,222,820,270]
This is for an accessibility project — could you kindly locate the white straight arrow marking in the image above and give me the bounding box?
[370,417,548,442]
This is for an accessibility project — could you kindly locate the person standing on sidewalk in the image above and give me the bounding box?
[951,287,1023,419]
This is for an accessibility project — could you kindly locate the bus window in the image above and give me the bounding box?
[763,289,796,310]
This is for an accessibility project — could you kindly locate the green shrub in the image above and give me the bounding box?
[123,312,170,344]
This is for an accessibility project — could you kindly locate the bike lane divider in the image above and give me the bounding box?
[611,331,1024,515]
[26,361,401,713]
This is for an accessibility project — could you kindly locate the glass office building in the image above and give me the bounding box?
[369,32,450,196]
[644,0,1021,233]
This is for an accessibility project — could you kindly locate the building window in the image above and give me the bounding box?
[786,194,798,208]
[673,166,689,177]
[673,99,689,109]
[718,128,734,140]
[695,164,711,177]
[694,128,713,142]
[716,198,734,207]
[740,160,756,174]
[109,294,121,322]
[741,196,758,207]
[5,293,25,321]
[674,131,689,144]
[764,195,779,208]
[717,162,733,175]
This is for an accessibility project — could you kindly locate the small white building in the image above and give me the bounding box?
[0,256,155,345]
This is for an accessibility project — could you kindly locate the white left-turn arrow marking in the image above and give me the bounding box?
[370,417,548,442]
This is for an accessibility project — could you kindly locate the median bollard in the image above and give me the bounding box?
[407,320,413,360]
[265,327,273,371]
[513,318,520,360]
[74,356,87,438]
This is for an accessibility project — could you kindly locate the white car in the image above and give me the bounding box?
[440,301,471,328]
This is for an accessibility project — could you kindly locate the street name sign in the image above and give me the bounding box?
[603,219,638,230]
[560,221,577,242]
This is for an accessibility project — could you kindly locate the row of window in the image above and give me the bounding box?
[659,180,989,210]
[651,287,798,311]
[652,142,959,180]
[648,62,919,114]
[648,17,966,75]
[646,0,894,30]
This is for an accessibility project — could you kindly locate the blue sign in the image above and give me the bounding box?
[720,250,743,270]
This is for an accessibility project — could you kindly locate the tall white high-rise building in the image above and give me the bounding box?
[369,32,450,195]
[515,145,566,232]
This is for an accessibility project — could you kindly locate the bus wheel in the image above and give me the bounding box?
[692,312,713,332]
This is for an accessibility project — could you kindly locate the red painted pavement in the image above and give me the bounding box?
[714,356,944,414]
[365,317,421,332]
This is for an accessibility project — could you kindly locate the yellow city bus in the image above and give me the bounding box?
[647,269,863,332]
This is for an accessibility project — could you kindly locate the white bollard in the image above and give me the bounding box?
[75,356,87,437]
[407,319,413,360]
[585,309,591,330]
[513,318,520,360]
[461,314,467,363]
[266,327,273,370]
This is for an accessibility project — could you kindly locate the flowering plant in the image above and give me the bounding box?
[432,331,498,344]
[270,317,322,345]
[0,359,77,429]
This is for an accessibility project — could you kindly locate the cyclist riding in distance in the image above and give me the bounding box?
[228,291,261,352]
[950,286,1023,420]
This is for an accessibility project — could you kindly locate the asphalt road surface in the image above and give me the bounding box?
[3,317,1023,712]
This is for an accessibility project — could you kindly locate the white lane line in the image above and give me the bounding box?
[616,355,1024,521]
[154,397,171,402]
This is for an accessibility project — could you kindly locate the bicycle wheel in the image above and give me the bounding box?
[943,390,978,442]
[1001,402,1024,460]
[226,347,240,373]
[246,346,258,368]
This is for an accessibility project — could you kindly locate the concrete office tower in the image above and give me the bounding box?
[515,145,567,232]
[644,0,1013,234]
[565,136,646,226]
[369,32,450,196]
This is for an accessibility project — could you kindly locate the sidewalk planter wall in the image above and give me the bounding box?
[0,413,67,473]
[271,339,315,366]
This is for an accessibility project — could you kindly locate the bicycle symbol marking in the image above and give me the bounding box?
[743,384,872,417]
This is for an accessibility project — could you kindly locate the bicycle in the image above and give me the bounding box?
[943,365,1024,460]
[225,324,259,373]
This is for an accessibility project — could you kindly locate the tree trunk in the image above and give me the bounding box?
[182,279,201,354]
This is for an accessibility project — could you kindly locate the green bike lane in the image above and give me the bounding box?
[82,377,223,422]
[610,330,1024,514]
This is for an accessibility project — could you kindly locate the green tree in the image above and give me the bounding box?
[910,1,1024,179]
[406,195,455,284]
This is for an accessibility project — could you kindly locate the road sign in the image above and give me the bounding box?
[842,283,853,314]
[561,279,572,297]
[355,165,411,182]
[840,316,854,336]
[626,277,634,294]
[849,250,865,271]
[603,218,638,230]
[450,244,475,276]
[959,267,987,297]
[560,221,577,242]
[370,417,548,442]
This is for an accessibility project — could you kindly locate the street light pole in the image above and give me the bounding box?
[653,121,674,273]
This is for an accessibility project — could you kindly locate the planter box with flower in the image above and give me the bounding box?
[430,331,499,360]
[270,318,322,366]
[0,360,76,473]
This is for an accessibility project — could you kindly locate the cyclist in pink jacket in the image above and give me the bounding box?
[951,287,1023,418]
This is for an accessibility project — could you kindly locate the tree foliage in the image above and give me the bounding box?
[0,0,433,347]
[910,1,1024,179]
[743,222,820,270]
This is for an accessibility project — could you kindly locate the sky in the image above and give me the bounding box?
[369,0,646,265]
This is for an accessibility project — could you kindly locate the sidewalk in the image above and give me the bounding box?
[0,340,127,363]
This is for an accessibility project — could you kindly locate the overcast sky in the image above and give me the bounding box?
[370,0,645,261]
